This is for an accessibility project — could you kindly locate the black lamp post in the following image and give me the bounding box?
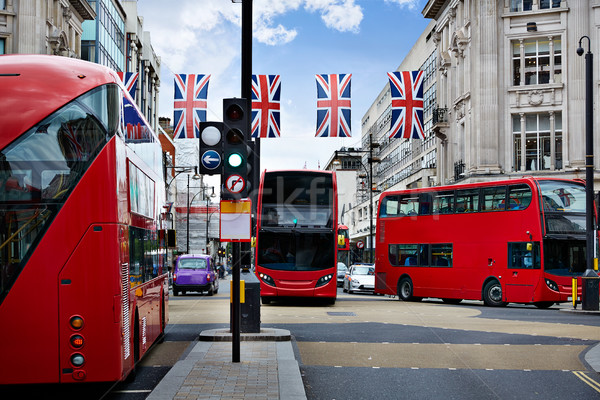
[576,36,599,311]
[187,185,215,254]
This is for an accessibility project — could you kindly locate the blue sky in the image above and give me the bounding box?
[139,0,430,174]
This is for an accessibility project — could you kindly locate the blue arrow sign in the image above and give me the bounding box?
[201,150,221,170]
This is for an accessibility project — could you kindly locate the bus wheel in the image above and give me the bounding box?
[398,278,415,301]
[483,281,507,307]
[534,301,554,309]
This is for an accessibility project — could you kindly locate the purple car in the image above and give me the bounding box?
[173,254,219,296]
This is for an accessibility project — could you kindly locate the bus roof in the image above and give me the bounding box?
[379,176,584,197]
[0,54,120,150]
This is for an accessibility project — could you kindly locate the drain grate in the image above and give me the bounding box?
[326,312,356,316]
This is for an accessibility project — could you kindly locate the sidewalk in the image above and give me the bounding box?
[147,329,307,400]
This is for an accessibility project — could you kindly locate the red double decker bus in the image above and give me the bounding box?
[375,177,596,308]
[0,55,169,384]
[255,170,338,304]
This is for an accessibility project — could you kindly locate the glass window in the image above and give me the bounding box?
[257,231,334,271]
[508,184,532,210]
[513,113,562,172]
[389,244,419,267]
[431,244,453,267]
[540,0,561,9]
[513,38,561,86]
[179,258,207,270]
[482,186,507,212]
[508,242,540,269]
[380,195,399,217]
[432,191,454,214]
[538,180,586,213]
[261,172,333,227]
[544,239,586,276]
[0,38,5,55]
[455,189,479,213]
[398,194,420,216]
[0,85,118,305]
[510,0,533,11]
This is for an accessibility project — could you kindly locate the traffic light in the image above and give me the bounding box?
[222,98,251,200]
[199,122,224,175]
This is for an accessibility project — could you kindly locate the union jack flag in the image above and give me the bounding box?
[173,74,210,139]
[388,71,425,139]
[117,71,139,100]
[251,74,281,138]
[315,74,351,138]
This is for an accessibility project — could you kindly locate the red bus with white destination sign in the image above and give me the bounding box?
[0,55,169,384]
[375,177,595,307]
[255,170,339,304]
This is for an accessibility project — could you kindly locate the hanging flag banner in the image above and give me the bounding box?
[117,71,139,100]
[251,74,281,138]
[173,74,210,139]
[315,73,351,137]
[388,71,425,139]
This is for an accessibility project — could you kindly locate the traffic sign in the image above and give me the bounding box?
[220,199,251,242]
[201,150,222,171]
[356,240,364,249]
[225,174,245,194]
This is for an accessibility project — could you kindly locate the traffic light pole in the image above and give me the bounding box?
[231,241,241,362]
[226,0,253,364]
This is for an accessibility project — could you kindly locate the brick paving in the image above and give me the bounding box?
[173,342,280,400]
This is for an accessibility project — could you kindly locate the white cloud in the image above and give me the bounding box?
[305,0,363,33]
[384,0,421,10]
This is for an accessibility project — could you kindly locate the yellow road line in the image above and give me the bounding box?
[573,371,600,393]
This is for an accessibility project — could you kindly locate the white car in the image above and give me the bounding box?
[343,264,375,294]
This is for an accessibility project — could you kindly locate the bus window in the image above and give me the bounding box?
[508,242,540,269]
[482,186,507,211]
[399,195,420,216]
[455,189,479,213]
[538,180,585,212]
[419,193,432,215]
[388,244,419,266]
[431,243,453,267]
[507,184,532,210]
[380,195,399,217]
[432,191,454,214]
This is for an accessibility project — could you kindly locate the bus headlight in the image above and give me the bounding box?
[259,272,276,287]
[545,278,559,292]
[316,274,333,288]
[70,353,85,367]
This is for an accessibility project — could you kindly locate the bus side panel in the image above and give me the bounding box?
[0,142,119,384]
[0,248,61,384]
[59,224,125,383]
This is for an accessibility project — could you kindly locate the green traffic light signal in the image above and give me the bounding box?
[227,152,243,168]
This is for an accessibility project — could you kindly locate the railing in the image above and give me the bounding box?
[454,160,465,182]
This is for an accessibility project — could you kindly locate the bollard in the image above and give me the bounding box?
[240,268,261,333]
[581,275,600,311]
[572,277,578,309]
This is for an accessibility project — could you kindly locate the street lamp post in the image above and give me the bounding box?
[187,185,215,255]
[577,36,599,311]
[334,136,380,264]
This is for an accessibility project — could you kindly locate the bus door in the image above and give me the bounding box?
[505,242,541,302]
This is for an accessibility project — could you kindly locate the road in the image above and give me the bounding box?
[2,277,599,399]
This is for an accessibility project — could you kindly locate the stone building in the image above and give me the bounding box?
[346,0,600,261]
[0,0,95,56]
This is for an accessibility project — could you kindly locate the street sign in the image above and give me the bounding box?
[225,174,245,194]
[201,150,222,171]
[220,199,251,242]
[356,240,364,249]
